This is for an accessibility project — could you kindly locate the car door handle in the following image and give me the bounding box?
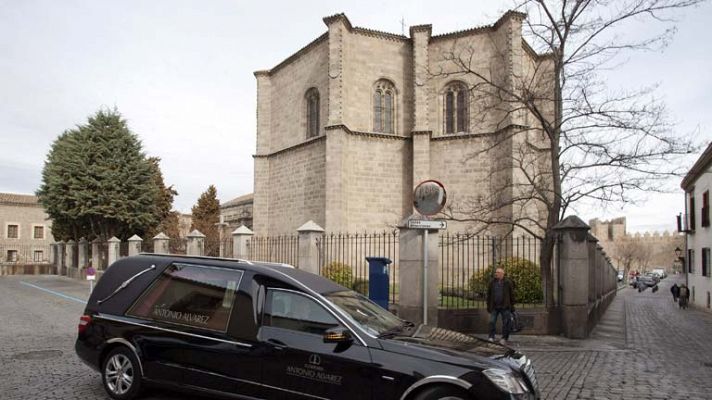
[267,338,287,350]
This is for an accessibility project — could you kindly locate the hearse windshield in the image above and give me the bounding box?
[325,290,406,337]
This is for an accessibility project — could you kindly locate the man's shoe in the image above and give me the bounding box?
[488,337,495,342]
[499,338,508,346]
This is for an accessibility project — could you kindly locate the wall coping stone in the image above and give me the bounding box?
[297,220,325,233]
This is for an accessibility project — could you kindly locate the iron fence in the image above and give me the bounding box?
[316,231,399,305]
[97,242,109,269]
[204,239,221,257]
[0,244,53,264]
[439,234,542,309]
[168,238,188,255]
[141,240,154,254]
[119,242,129,258]
[221,238,234,258]
[247,235,299,267]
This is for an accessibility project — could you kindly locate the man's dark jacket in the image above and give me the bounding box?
[486,278,516,313]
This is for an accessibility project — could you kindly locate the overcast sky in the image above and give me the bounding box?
[1,0,710,233]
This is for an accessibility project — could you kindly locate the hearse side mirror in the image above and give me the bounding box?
[323,327,352,344]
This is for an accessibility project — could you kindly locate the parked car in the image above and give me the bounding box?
[651,268,667,279]
[76,254,539,400]
[637,274,659,291]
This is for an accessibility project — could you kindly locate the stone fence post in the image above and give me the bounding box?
[398,215,440,326]
[153,233,170,254]
[297,221,324,274]
[553,216,591,339]
[107,237,120,267]
[65,240,76,269]
[187,230,206,256]
[128,235,143,256]
[92,238,101,270]
[232,226,253,260]
[78,237,89,269]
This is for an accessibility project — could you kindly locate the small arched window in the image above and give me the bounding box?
[306,88,320,138]
[444,82,469,134]
[373,80,395,134]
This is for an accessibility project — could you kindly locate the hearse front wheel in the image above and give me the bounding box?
[102,347,143,400]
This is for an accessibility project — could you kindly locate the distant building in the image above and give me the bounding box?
[220,194,253,231]
[681,142,712,311]
[0,192,54,263]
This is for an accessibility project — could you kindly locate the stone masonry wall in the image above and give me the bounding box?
[342,32,413,134]
[265,139,327,234]
[427,34,502,136]
[268,38,329,153]
[343,133,412,231]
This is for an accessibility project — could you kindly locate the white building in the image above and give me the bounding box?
[681,142,712,311]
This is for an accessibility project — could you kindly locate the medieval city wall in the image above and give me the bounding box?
[590,218,683,271]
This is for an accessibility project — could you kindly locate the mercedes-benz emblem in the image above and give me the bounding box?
[308,354,321,366]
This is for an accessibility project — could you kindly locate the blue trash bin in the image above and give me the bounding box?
[366,257,392,309]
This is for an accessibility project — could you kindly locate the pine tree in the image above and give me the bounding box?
[191,185,220,255]
[144,157,179,240]
[37,109,160,241]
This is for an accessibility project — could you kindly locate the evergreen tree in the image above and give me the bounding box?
[144,157,180,240]
[37,109,160,241]
[191,185,220,256]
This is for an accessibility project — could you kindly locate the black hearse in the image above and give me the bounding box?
[76,254,539,400]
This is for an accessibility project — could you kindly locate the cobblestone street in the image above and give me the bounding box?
[1,274,711,399]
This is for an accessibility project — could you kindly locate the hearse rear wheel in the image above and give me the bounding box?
[414,385,471,400]
[102,347,143,400]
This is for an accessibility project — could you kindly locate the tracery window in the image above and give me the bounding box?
[306,88,320,138]
[444,82,469,134]
[373,80,395,134]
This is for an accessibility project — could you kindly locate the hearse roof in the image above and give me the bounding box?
[137,253,347,294]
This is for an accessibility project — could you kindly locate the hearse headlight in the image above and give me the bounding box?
[483,368,528,394]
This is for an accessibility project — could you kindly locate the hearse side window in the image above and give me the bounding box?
[265,289,339,335]
[126,263,243,332]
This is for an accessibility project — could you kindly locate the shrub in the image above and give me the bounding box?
[351,278,369,295]
[467,258,543,304]
[322,262,353,287]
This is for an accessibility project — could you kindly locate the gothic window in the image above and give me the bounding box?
[373,80,395,133]
[444,82,469,134]
[305,88,320,138]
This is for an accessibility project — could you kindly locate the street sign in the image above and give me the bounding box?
[86,267,96,281]
[407,219,447,230]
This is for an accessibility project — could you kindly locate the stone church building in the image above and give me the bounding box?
[252,11,553,235]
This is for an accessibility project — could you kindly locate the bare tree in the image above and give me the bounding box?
[439,0,704,306]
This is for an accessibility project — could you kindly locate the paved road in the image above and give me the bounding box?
[1,274,711,399]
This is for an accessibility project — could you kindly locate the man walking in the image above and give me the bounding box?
[670,283,680,302]
[486,267,516,345]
